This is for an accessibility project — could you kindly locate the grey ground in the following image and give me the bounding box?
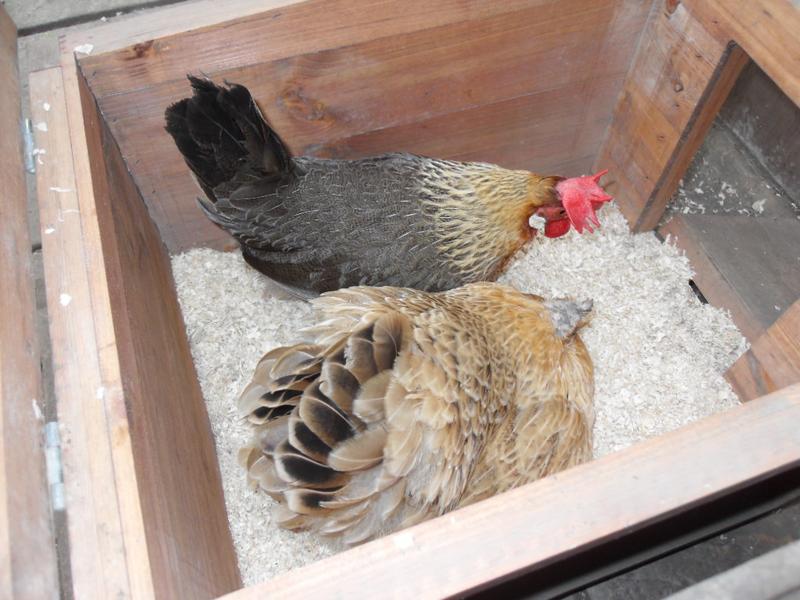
[5,1,799,597]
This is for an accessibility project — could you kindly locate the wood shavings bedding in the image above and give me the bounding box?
[171,203,746,586]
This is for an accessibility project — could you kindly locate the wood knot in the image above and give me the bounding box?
[665,0,680,15]
[128,39,155,60]
[280,86,330,122]
[673,80,684,92]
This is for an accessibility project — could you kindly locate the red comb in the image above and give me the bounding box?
[556,169,613,234]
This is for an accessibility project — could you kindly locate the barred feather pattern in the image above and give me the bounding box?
[417,160,559,283]
[238,283,595,545]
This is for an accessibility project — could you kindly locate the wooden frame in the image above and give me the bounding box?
[11,0,799,597]
[0,7,59,599]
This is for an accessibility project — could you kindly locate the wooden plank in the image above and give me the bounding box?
[61,0,303,58]
[727,301,800,401]
[31,66,136,600]
[73,64,240,598]
[683,0,800,108]
[75,0,573,100]
[221,384,800,600]
[659,215,763,342]
[77,0,649,253]
[0,8,59,599]
[596,0,800,231]
[594,2,732,229]
[633,47,748,231]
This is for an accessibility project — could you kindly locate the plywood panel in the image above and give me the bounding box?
[0,7,59,599]
[77,0,650,253]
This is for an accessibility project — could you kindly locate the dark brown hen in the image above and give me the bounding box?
[165,77,607,294]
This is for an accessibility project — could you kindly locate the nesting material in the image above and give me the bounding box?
[171,203,746,585]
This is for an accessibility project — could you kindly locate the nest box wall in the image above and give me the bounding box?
[77,0,651,253]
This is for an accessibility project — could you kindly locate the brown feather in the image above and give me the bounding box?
[238,282,595,546]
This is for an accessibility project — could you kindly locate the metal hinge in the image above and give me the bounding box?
[22,117,37,174]
[44,421,66,512]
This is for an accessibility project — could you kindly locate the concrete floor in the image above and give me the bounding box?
[5,1,800,598]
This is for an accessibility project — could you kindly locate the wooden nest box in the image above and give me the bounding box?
[2,0,799,597]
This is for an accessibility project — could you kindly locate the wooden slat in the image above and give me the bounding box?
[75,0,565,100]
[0,8,59,599]
[727,302,800,401]
[593,2,732,229]
[596,0,800,231]
[33,57,242,598]
[682,0,800,108]
[31,66,137,600]
[221,384,800,599]
[73,63,241,598]
[632,47,748,231]
[76,0,650,253]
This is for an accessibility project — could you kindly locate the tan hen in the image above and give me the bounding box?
[238,283,595,545]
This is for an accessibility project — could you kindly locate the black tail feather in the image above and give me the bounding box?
[164,75,290,204]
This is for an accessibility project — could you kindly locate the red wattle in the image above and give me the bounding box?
[544,218,571,238]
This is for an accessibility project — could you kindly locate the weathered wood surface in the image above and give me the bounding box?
[594,2,733,229]
[32,60,240,598]
[222,384,800,599]
[32,65,137,600]
[0,8,59,599]
[727,301,800,402]
[683,0,800,109]
[596,0,800,231]
[75,0,650,253]
[76,65,241,597]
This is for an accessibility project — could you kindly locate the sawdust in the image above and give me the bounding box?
[171,203,746,586]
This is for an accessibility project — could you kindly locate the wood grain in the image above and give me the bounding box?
[0,8,59,599]
[75,64,240,598]
[633,46,748,231]
[33,59,240,598]
[61,0,303,58]
[76,0,570,99]
[594,2,732,229]
[31,66,135,600]
[221,384,800,599]
[596,0,800,230]
[727,302,800,401]
[76,0,650,253]
[682,0,800,108]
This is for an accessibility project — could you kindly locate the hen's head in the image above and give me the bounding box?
[529,170,613,238]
